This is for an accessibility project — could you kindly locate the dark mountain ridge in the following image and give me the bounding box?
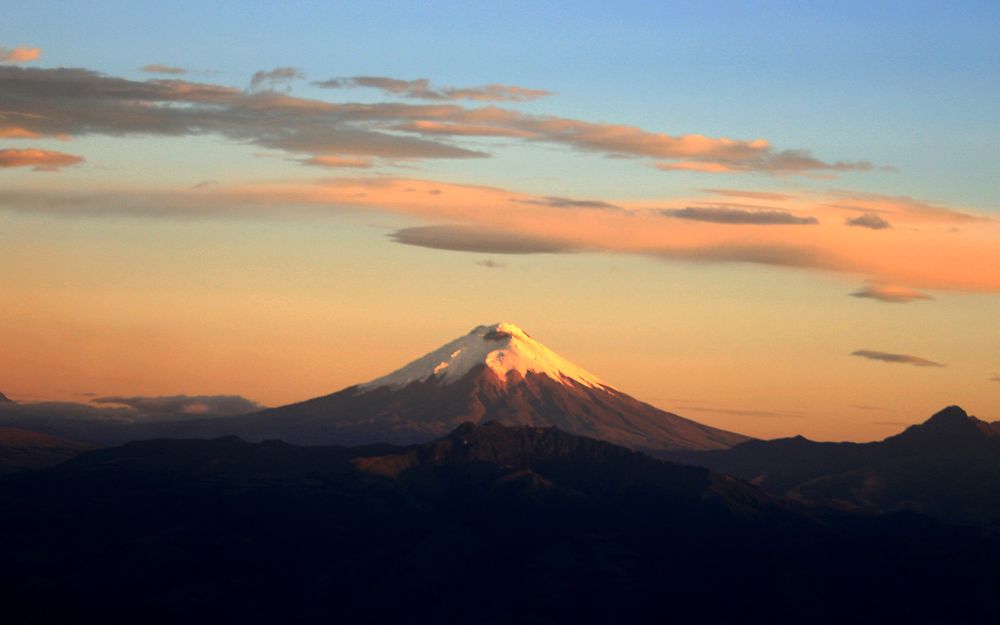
[667,405,1000,527]
[3,422,1000,624]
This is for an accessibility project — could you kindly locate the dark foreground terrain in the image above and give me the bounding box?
[2,422,1000,624]
[668,406,1000,528]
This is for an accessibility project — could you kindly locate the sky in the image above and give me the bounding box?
[1,1,998,441]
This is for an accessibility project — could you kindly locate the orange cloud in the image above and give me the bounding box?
[391,120,535,138]
[700,189,795,201]
[850,283,932,303]
[1,176,995,293]
[140,64,187,75]
[0,148,83,171]
[656,161,738,173]
[0,126,42,139]
[826,191,986,224]
[0,45,40,63]
[301,155,374,169]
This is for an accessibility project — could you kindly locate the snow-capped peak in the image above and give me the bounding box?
[358,322,613,392]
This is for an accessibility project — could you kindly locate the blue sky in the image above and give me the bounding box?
[5,1,998,205]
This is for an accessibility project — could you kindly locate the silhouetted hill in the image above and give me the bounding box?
[667,406,1000,527]
[2,423,1000,624]
[0,427,93,474]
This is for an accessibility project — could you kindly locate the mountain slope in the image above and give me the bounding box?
[667,406,1000,526]
[0,427,94,474]
[193,323,749,451]
[2,423,1000,625]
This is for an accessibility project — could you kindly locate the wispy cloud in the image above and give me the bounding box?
[514,196,622,211]
[659,206,818,225]
[140,64,188,75]
[92,394,263,417]
[0,45,40,64]
[314,76,553,102]
[0,66,483,159]
[300,155,373,169]
[249,66,303,92]
[850,283,931,303]
[650,243,846,269]
[0,65,877,175]
[851,350,944,367]
[828,191,987,224]
[658,151,874,176]
[2,176,996,293]
[475,259,506,269]
[0,148,83,171]
[846,213,891,229]
[681,405,808,419]
[699,188,794,201]
[391,224,575,254]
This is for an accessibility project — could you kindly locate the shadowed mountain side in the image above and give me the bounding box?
[0,427,94,474]
[2,423,1000,624]
[666,406,1000,527]
[212,367,750,451]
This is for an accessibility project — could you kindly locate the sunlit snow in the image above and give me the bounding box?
[358,322,613,391]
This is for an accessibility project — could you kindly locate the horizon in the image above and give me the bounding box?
[3,1,999,442]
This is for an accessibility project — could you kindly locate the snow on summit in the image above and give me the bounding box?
[359,323,612,391]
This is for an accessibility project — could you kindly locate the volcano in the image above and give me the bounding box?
[211,322,749,452]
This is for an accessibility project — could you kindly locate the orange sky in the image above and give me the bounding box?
[2,20,998,442]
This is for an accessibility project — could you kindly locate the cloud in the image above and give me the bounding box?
[0,148,83,171]
[651,243,846,270]
[0,45,40,63]
[846,213,891,229]
[0,65,876,175]
[92,394,264,418]
[314,76,553,102]
[990,375,1000,383]
[851,350,944,368]
[828,191,987,224]
[391,224,576,254]
[850,283,931,303]
[514,196,622,211]
[0,66,484,160]
[475,259,506,269]
[681,405,808,419]
[657,151,874,176]
[657,161,738,173]
[391,120,535,137]
[249,66,304,92]
[380,101,870,175]
[140,64,188,75]
[0,172,997,293]
[301,155,373,168]
[699,189,794,201]
[0,126,44,139]
[659,206,818,225]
